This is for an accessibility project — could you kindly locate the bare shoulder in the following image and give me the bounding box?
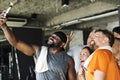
[32,45,40,55]
[68,57,75,66]
[67,55,77,80]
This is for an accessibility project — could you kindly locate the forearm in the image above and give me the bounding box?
[1,24,18,47]
[94,70,105,80]
[1,24,37,56]
[0,12,37,56]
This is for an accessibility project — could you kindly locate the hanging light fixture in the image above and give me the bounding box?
[62,0,69,7]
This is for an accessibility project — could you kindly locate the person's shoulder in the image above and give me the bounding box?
[64,52,73,58]
[95,49,111,53]
[94,49,112,57]
[36,45,48,55]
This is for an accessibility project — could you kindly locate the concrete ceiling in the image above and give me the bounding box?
[0,0,120,42]
[0,0,119,29]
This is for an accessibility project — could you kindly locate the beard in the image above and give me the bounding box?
[45,39,62,48]
[47,42,61,48]
[46,42,64,51]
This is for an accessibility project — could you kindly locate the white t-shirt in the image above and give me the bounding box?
[67,45,85,73]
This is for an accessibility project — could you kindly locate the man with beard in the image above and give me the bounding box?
[112,27,120,69]
[112,38,120,68]
[112,26,120,38]
[84,29,120,80]
[0,11,76,80]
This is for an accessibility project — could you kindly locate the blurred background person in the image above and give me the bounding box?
[112,38,120,69]
[112,26,120,38]
[112,27,120,69]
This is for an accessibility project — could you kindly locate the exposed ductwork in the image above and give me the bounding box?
[80,10,118,21]
[53,10,118,29]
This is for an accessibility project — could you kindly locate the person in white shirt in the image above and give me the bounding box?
[67,30,95,73]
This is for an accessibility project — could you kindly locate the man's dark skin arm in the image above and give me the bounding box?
[0,12,39,56]
[68,58,76,80]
